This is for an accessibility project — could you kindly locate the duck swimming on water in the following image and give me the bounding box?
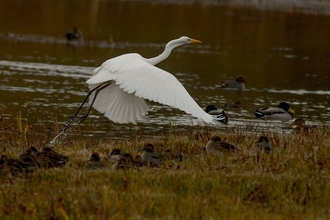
[255,102,294,122]
[205,105,229,124]
[66,27,82,41]
[220,76,246,91]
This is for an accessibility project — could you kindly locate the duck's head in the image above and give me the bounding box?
[123,153,133,160]
[278,102,295,114]
[139,143,154,152]
[210,136,221,142]
[205,105,217,113]
[257,136,269,143]
[91,152,101,162]
[26,147,38,155]
[42,147,52,152]
[110,149,121,156]
[289,118,305,127]
[236,77,246,83]
[0,155,8,162]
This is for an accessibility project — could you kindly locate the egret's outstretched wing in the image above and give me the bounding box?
[87,53,215,124]
[89,84,149,124]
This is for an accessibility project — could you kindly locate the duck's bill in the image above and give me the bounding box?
[289,108,295,114]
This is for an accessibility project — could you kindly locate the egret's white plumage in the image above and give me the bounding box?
[86,36,216,124]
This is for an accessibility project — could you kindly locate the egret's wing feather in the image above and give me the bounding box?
[116,59,215,124]
[89,84,149,124]
[87,53,215,124]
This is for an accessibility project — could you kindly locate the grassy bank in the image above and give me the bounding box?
[1,110,330,219]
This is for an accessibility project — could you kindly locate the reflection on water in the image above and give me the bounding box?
[0,0,330,140]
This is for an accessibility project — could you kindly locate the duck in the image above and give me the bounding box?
[0,155,14,178]
[0,155,30,174]
[162,149,184,161]
[255,102,294,121]
[36,147,69,168]
[18,147,40,172]
[254,136,273,152]
[289,118,317,134]
[110,153,143,170]
[133,155,145,167]
[205,136,237,155]
[220,76,246,91]
[108,149,123,165]
[84,152,105,170]
[0,155,6,170]
[205,105,229,124]
[139,143,163,166]
[224,101,242,112]
[115,153,145,169]
[66,27,82,41]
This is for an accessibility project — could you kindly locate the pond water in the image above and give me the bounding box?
[1,0,330,140]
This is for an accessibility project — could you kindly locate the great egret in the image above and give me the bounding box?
[255,102,294,121]
[63,36,216,130]
[220,76,246,91]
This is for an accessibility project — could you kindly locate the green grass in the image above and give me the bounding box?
[1,110,330,219]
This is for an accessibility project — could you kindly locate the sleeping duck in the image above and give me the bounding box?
[255,102,294,122]
[204,136,238,155]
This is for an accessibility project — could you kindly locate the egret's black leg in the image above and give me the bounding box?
[62,81,112,131]
[77,82,112,124]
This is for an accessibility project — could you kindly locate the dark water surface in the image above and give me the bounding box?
[1,0,330,140]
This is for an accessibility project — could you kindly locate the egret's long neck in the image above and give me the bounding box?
[144,40,180,66]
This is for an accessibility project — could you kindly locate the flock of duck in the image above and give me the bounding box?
[207,76,297,125]
[0,118,314,177]
[0,142,186,176]
[0,147,69,178]
[4,136,269,175]
[89,135,277,170]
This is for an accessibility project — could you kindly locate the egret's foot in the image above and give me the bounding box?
[78,115,88,124]
[61,118,75,131]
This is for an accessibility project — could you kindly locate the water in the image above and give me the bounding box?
[1,0,330,141]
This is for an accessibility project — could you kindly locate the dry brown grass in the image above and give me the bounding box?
[1,110,330,219]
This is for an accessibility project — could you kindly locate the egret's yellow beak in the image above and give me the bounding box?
[289,108,295,114]
[190,38,202,43]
